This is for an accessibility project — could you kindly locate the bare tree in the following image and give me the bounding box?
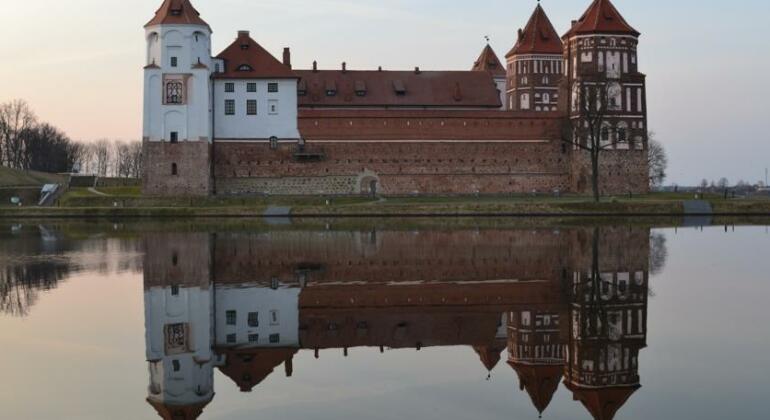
[717,177,729,189]
[647,133,668,188]
[562,76,634,202]
[0,100,37,168]
[700,179,709,190]
[91,139,111,177]
[649,232,668,276]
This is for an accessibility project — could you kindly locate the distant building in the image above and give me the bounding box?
[142,0,649,196]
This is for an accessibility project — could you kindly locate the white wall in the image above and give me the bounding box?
[214,284,300,348]
[213,79,300,141]
[144,286,215,407]
[143,24,212,143]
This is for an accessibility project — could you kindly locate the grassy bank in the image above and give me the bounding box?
[1,187,770,217]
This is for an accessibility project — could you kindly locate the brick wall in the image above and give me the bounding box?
[570,149,649,195]
[143,141,211,196]
[214,139,572,195]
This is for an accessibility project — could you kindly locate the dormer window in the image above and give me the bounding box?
[393,80,406,96]
[355,80,367,97]
[237,64,253,71]
[297,80,307,96]
[170,9,182,16]
[325,80,336,96]
[240,44,249,50]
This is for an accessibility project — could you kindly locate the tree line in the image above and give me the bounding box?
[0,99,142,178]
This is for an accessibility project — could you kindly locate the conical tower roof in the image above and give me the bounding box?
[145,0,210,30]
[509,362,564,416]
[472,44,506,77]
[564,0,639,38]
[506,4,563,58]
[147,398,212,420]
[473,339,507,372]
[564,382,641,420]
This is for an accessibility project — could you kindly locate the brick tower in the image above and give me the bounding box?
[564,0,649,194]
[505,3,564,112]
[142,0,213,196]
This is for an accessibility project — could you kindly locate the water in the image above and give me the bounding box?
[0,219,768,420]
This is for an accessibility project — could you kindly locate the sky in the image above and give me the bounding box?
[0,0,768,186]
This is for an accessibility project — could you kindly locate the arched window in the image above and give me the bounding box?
[237,64,253,71]
[520,93,530,110]
[171,163,178,176]
[165,81,184,104]
[543,93,551,104]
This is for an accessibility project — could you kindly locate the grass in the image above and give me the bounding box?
[0,166,65,187]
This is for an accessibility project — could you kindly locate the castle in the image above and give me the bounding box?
[143,226,650,419]
[142,0,649,196]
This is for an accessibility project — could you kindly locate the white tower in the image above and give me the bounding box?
[143,233,216,420]
[142,0,213,196]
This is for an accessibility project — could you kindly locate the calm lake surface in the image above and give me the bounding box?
[1,219,768,420]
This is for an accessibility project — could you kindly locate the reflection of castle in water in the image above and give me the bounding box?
[143,228,650,420]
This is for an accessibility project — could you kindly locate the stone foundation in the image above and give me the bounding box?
[143,141,211,196]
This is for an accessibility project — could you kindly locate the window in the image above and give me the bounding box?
[268,83,279,93]
[520,93,530,110]
[543,93,550,104]
[248,334,259,343]
[247,83,257,93]
[170,132,178,143]
[271,277,279,290]
[172,360,181,371]
[171,163,178,176]
[268,100,278,115]
[237,64,253,71]
[225,99,235,115]
[226,310,236,325]
[224,83,235,93]
[165,81,184,104]
[601,126,611,143]
[269,137,278,149]
[171,285,179,296]
[248,312,259,327]
[270,310,279,325]
[170,57,178,67]
[247,100,257,115]
[269,334,280,344]
[226,334,236,344]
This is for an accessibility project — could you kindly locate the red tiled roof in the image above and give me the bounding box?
[145,0,210,30]
[214,31,298,79]
[473,340,507,371]
[472,45,506,77]
[147,398,211,420]
[216,347,297,392]
[564,0,639,38]
[509,362,563,415]
[296,69,501,108]
[506,4,563,57]
[565,382,641,420]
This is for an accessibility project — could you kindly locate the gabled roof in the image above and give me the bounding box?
[145,0,210,30]
[214,31,298,79]
[216,347,297,392]
[296,69,501,108]
[506,4,563,57]
[472,45,506,77]
[564,0,640,38]
[509,362,563,416]
[564,382,641,420]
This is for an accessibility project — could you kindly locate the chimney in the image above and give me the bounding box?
[378,66,383,72]
[571,20,578,27]
[518,28,523,40]
[414,66,421,74]
[342,62,347,73]
[238,30,250,37]
[313,60,318,72]
[283,47,292,69]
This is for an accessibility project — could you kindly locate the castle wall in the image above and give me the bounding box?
[143,141,211,196]
[569,150,649,195]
